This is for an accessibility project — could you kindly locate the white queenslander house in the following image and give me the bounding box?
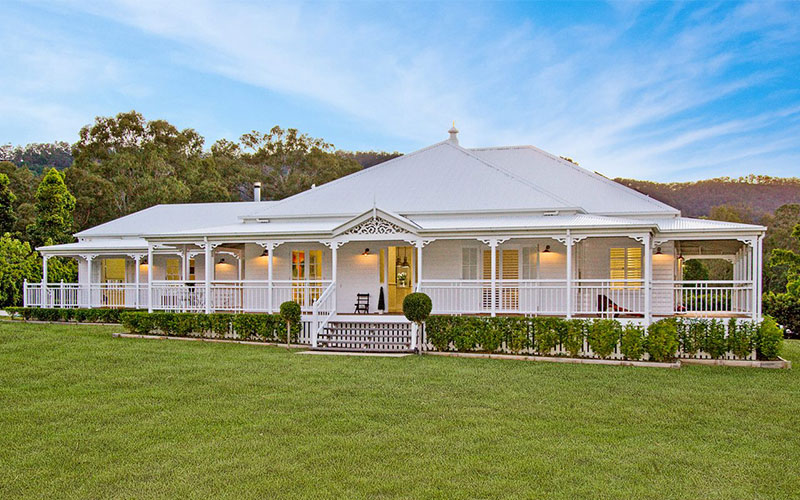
[28,127,765,349]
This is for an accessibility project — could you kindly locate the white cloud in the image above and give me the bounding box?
[8,0,800,180]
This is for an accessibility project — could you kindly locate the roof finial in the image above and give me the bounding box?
[448,121,459,145]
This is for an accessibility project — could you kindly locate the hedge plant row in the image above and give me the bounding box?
[6,307,123,324]
[119,311,300,343]
[425,316,783,361]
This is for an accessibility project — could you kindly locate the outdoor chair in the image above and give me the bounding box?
[354,293,370,314]
[597,294,632,318]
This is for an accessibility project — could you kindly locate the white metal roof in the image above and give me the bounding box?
[46,133,763,252]
[651,217,765,232]
[75,201,276,238]
[469,146,678,215]
[242,141,578,219]
[38,238,149,254]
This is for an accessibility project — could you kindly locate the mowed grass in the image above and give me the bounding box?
[1,323,799,500]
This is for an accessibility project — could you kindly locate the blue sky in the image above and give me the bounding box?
[1,1,799,181]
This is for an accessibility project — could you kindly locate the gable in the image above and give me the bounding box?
[333,208,419,237]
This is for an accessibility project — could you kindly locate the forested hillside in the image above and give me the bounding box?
[616,177,800,221]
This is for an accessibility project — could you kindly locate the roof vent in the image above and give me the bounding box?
[253,182,262,202]
[448,122,459,145]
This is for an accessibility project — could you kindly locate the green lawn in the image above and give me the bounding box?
[1,323,799,499]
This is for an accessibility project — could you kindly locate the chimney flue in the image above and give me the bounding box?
[253,182,262,202]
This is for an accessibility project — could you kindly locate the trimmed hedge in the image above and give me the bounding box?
[118,311,294,342]
[425,316,782,361]
[6,307,122,324]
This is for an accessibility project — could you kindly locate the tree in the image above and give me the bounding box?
[682,259,709,281]
[0,173,17,234]
[68,111,208,230]
[770,224,800,297]
[707,204,753,224]
[27,168,76,248]
[0,233,40,307]
[240,126,361,200]
[0,161,37,237]
[336,150,402,169]
[763,204,800,294]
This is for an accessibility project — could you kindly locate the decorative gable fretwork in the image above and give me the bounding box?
[343,217,409,236]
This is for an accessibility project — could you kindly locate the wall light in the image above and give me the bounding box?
[219,257,226,264]
[362,248,370,256]
[542,245,551,253]
[261,249,268,257]
[655,247,663,255]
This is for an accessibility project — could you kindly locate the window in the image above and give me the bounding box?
[101,258,126,283]
[462,248,478,279]
[165,258,181,281]
[188,258,196,281]
[610,247,642,287]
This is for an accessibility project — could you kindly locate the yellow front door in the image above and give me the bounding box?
[387,246,414,313]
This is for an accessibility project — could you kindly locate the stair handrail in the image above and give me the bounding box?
[311,281,336,348]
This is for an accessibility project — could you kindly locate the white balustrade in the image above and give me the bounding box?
[311,282,336,347]
[651,280,753,316]
[20,278,754,318]
[573,279,645,317]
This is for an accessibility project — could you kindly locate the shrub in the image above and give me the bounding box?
[587,319,621,359]
[756,317,783,360]
[120,312,155,335]
[620,323,645,360]
[36,308,61,322]
[402,293,432,325]
[425,315,454,351]
[58,308,75,322]
[562,320,585,357]
[763,292,800,338]
[701,319,727,358]
[679,319,705,356]
[73,308,90,323]
[727,319,755,359]
[645,319,679,362]
[475,317,503,352]
[503,317,531,354]
[453,317,477,352]
[209,313,233,338]
[171,313,196,337]
[194,313,213,336]
[233,314,277,341]
[532,317,561,355]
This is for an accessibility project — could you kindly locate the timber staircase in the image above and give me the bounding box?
[315,320,414,352]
